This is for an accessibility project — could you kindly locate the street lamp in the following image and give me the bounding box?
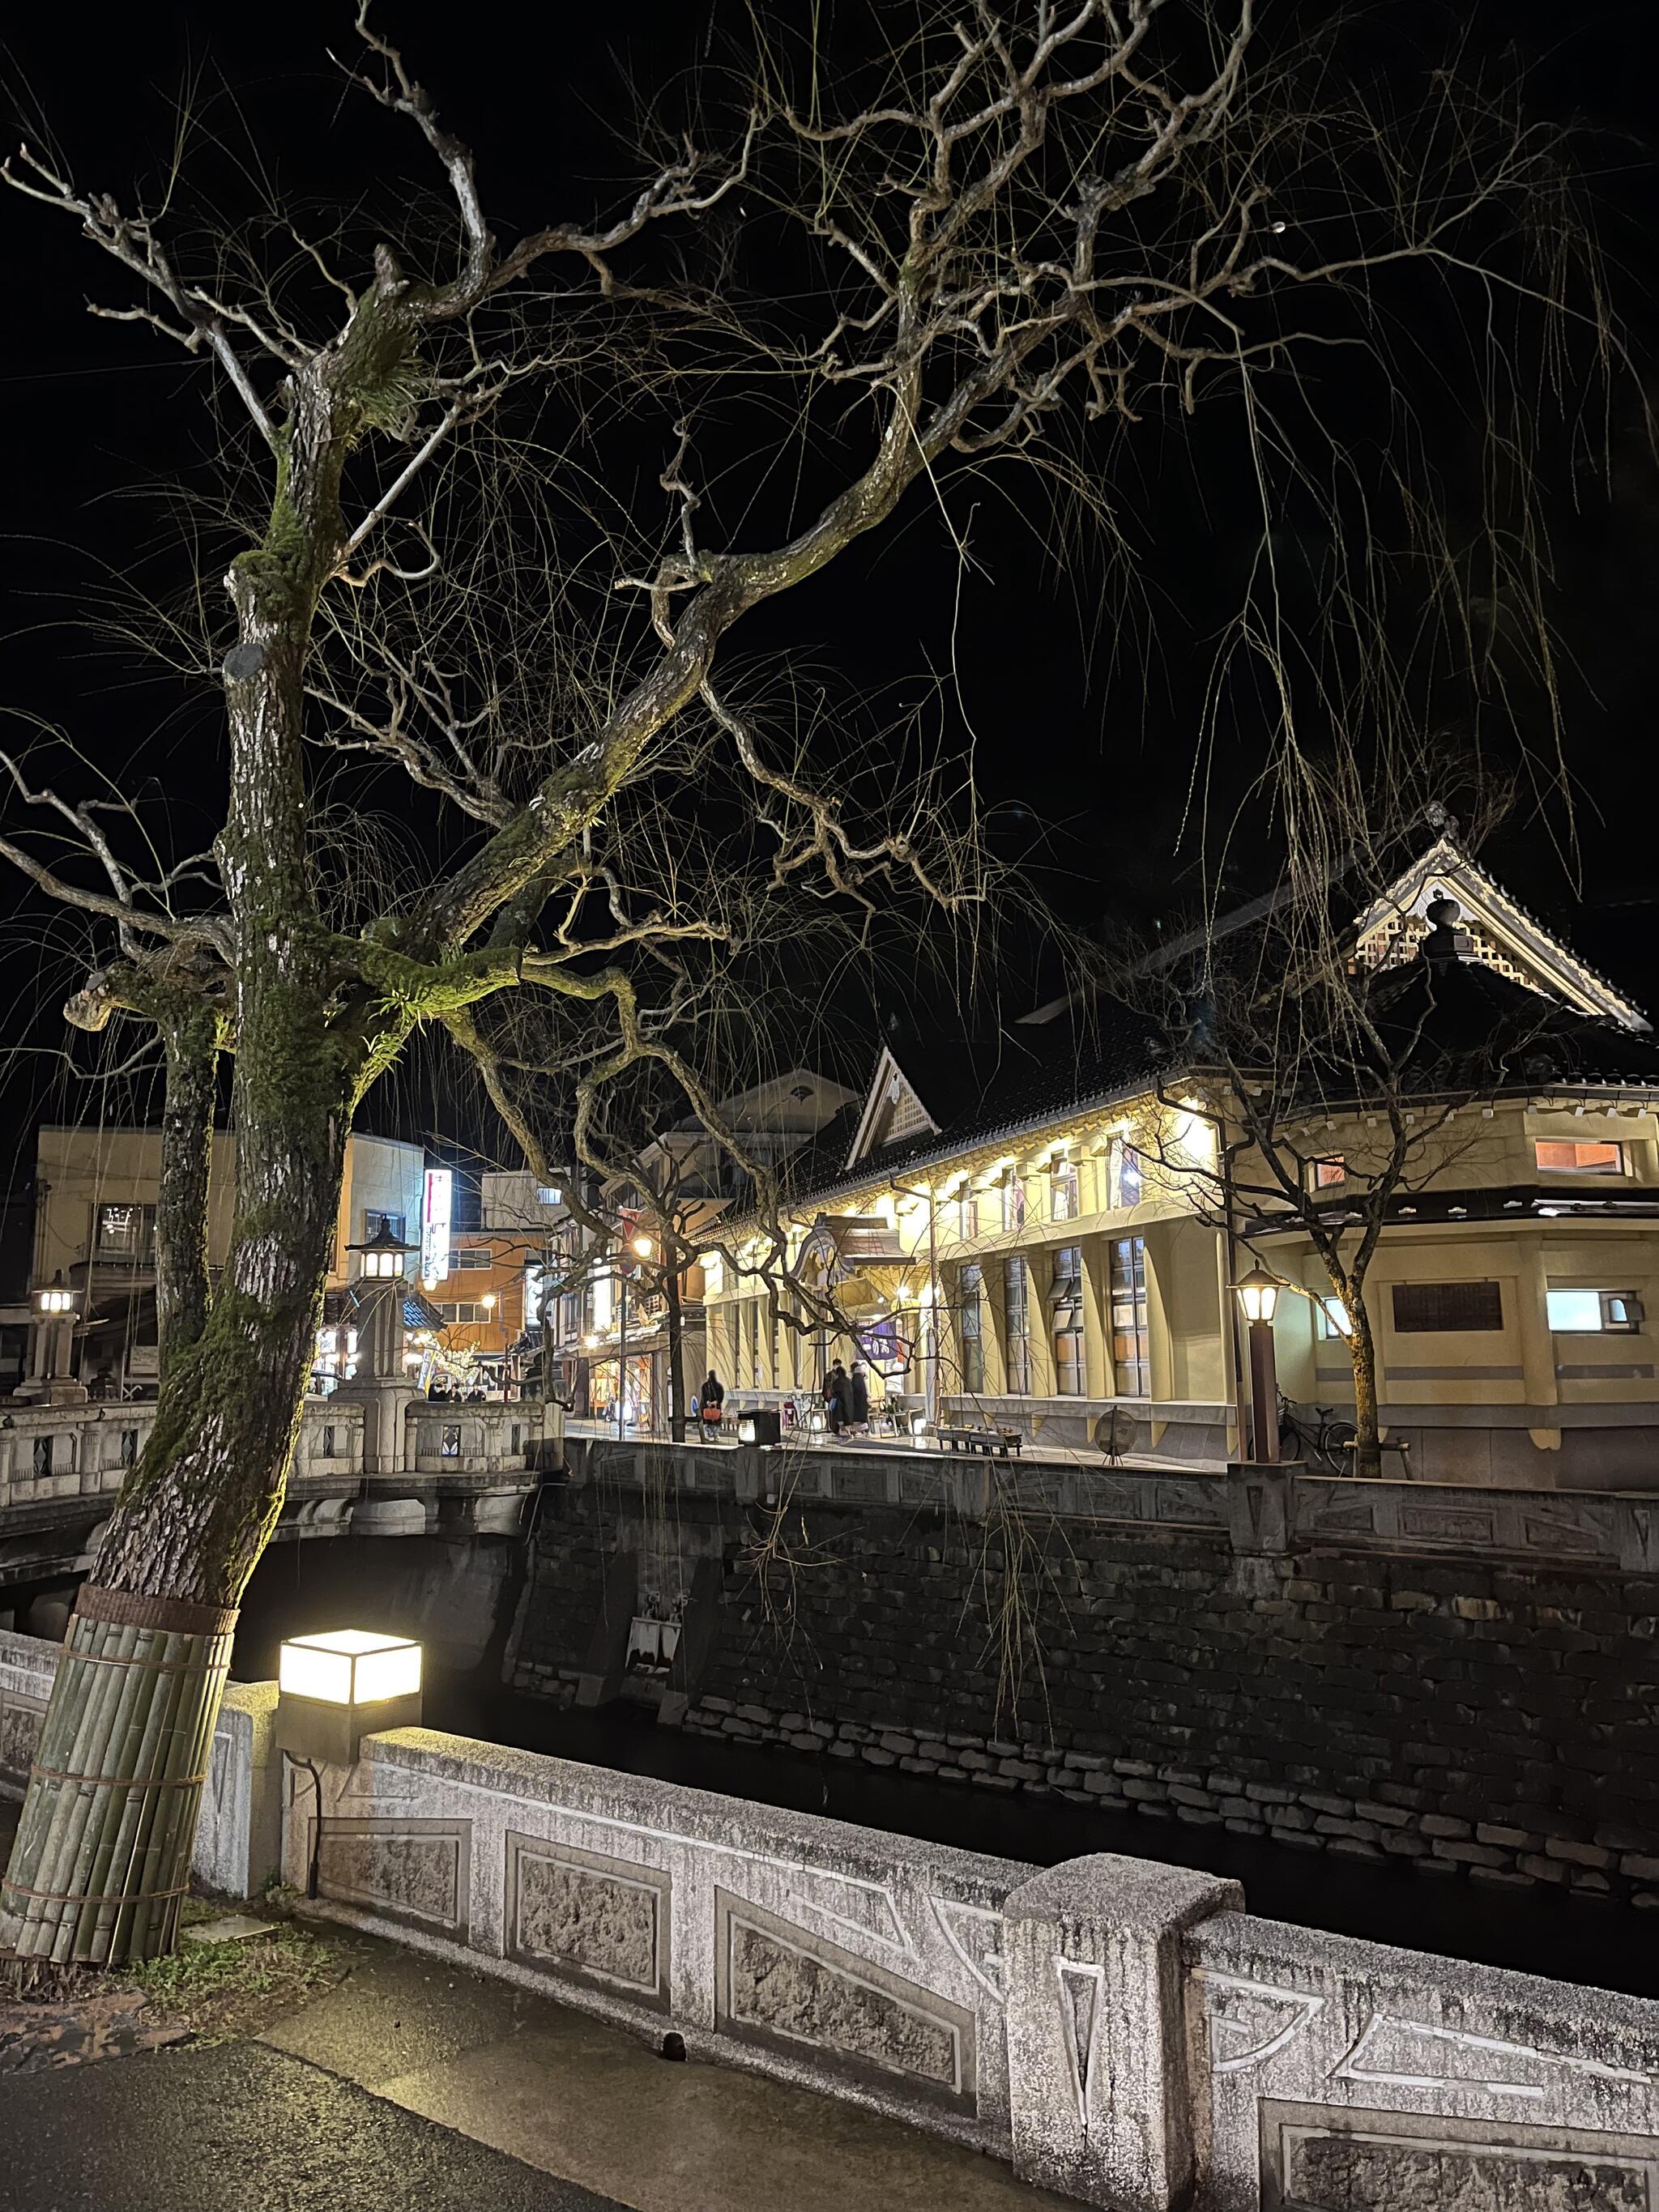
[1232,1265,1282,1464]
[36,1275,75,1316]
[276,1629,424,1766]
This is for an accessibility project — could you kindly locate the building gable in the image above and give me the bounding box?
[1353,835,1649,1033]
[844,1047,940,1171]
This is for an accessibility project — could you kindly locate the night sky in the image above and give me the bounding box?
[2,1,1657,1191]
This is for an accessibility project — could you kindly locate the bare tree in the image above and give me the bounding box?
[0,2,1610,1963]
[1114,777,1555,1477]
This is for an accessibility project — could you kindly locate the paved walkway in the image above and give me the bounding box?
[3,1920,1067,2212]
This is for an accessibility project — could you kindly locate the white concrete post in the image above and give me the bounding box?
[1003,1853,1239,2211]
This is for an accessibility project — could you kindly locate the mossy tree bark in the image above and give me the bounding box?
[1,294,418,1968]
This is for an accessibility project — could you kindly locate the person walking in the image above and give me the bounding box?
[825,1360,849,1434]
[847,1360,871,1433]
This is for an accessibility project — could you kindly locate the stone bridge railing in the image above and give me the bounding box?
[0,1400,364,1528]
[0,1396,552,1548]
[6,1620,1657,2209]
[564,1434,1659,1574]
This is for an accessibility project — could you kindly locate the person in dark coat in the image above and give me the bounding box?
[847,1362,871,1430]
[697,1370,725,1437]
[825,1360,849,1434]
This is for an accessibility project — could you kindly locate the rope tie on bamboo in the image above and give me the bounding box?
[28,1762,211,1790]
[2,1876,194,1908]
[73,1583,240,1637]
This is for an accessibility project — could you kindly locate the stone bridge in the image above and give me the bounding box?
[0,1396,551,1600]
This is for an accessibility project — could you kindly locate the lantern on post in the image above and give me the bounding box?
[18,1272,85,1404]
[1232,1265,1282,1464]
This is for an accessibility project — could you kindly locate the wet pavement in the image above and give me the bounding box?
[2,1920,1065,2212]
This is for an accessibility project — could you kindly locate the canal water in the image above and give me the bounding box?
[233,1536,1659,2006]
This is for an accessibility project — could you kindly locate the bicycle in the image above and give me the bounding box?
[1278,1393,1358,1477]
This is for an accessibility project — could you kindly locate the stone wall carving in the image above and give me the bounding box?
[313,1815,470,1940]
[0,1683,46,1785]
[505,1832,670,2009]
[1192,1912,1659,2212]
[714,1886,976,2109]
[1260,2101,1659,2212]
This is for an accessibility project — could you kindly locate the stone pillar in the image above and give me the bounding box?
[1082,1235,1112,1400]
[1004,1854,1239,2211]
[1226,1458,1301,1554]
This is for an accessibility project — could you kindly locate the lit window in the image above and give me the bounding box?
[1535,1140,1625,1176]
[1003,1257,1032,1392]
[1114,1142,1143,1209]
[95,1203,155,1262]
[958,1264,985,1392]
[364,1209,407,1241]
[1315,1296,1352,1340]
[1546,1289,1643,1334]
[1051,1246,1085,1394]
[1051,1157,1079,1221]
[1310,1157,1346,1190]
[1002,1176,1026,1233]
[1110,1236,1149,1397]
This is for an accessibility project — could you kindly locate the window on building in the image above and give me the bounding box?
[959,1264,985,1392]
[1003,1257,1032,1393]
[1114,1143,1143,1209]
[94,1202,155,1263]
[1314,1295,1352,1340]
[536,1186,562,1206]
[744,1297,764,1388]
[363,1208,406,1242]
[1546,1288,1644,1334]
[1392,1281,1503,1332]
[439,1301,490,1325]
[1050,1157,1080,1221]
[1110,1236,1150,1396]
[1051,1245,1085,1395]
[1309,1157,1347,1190]
[1535,1139,1626,1176]
[449,1247,493,1272]
[1002,1176,1026,1233]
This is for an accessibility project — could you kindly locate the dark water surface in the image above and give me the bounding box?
[233,1538,1659,2006]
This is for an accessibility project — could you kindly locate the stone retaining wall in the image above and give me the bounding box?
[514,1455,1659,1904]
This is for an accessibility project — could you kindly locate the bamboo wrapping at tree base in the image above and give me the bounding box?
[0,1585,237,1967]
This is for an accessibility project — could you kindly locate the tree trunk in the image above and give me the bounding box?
[155,1004,222,1379]
[1347,1294,1384,1480]
[666,1268,687,1443]
[2,378,372,1968]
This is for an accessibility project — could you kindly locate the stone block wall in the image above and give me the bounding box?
[514,1474,1659,1904]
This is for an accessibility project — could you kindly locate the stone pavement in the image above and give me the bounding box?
[2,1920,1069,2212]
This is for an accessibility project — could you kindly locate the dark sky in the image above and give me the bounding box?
[2,0,1658,1172]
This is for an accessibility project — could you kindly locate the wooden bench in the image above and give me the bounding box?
[937,1425,1023,1458]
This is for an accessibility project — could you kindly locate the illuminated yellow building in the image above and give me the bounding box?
[703,838,1659,1489]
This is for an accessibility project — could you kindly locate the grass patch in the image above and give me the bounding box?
[130,1922,342,2042]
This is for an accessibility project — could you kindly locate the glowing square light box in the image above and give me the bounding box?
[279,1629,422,1707]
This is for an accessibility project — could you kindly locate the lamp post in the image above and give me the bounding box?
[1233,1265,1283,1464]
[616,1232,653,1438]
[19,1272,86,1405]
